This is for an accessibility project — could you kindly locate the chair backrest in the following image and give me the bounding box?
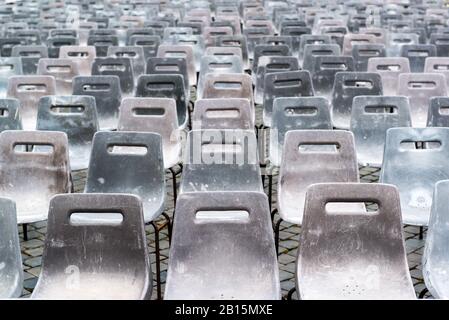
[215,35,249,69]
[0,198,23,298]
[59,45,96,76]
[331,71,383,129]
[87,34,119,57]
[37,58,80,95]
[270,97,332,167]
[387,32,419,56]
[85,131,165,222]
[397,73,447,127]
[350,95,412,167]
[352,43,386,71]
[135,74,187,128]
[298,34,331,63]
[163,34,205,72]
[298,183,415,300]
[252,44,290,73]
[0,37,27,57]
[0,58,23,98]
[367,57,411,96]
[429,33,449,57]
[342,33,378,55]
[72,75,121,131]
[424,57,449,89]
[400,44,437,72]
[263,70,314,127]
[47,36,79,58]
[11,45,48,75]
[380,127,449,226]
[31,193,152,300]
[301,43,341,72]
[157,44,197,85]
[205,46,243,62]
[180,129,262,194]
[428,97,449,127]
[128,35,161,60]
[0,98,21,132]
[165,191,280,300]
[117,97,182,169]
[423,179,449,299]
[0,130,70,224]
[107,46,146,79]
[6,75,56,130]
[92,57,134,96]
[278,130,359,225]
[145,57,190,97]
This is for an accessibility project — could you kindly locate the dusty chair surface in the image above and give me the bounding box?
[6,75,56,130]
[180,129,262,194]
[107,46,146,80]
[423,180,449,299]
[0,98,22,132]
[367,57,410,96]
[352,44,386,72]
[350,95,412,167]
[278,130,359,225]
[297,183,416,300]
[31,193,152,300]
[269,97,332,167]
[0,198,23,298]
[117,97,182,169]
[0,57,23,98]
[92,57,134,96]
[59,45,96,76]
[84,131,165,223]
[36,95,99,171]
[11,45,48,75]
[427,97,449,127]
[192,98,254,130]
[424,57,449,89]
[37,58,80,95]
[72,75,121,131]
[400,44,437,73]
[0,130,71,224]
[165,191,280,300]
[380,127,449,226]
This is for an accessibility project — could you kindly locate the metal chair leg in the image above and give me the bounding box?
[268,173,273,211]
[271,208,278,224]
[287,287,296,300]
[274,218,283,256]
[150,221,162,300]
[419,226,424,240]
[419,287,429,299]
[161,212,172,244]
[169,167,178,208]
[23,224,28,241]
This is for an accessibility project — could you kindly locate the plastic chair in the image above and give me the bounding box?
[0,58,23,98]
[252,44,290,74]
[397,73,447,128]
[350,95,412,166]
[36,95,99,171]
[11,45,48,75]
[37,58,80,95]
[400,44,437,72]
[301,43,341,72]
[46,36,78,58]
[427,97,449,127]
[87,34,119,57]
[352,44,386,71]
[0,98,22,132]
[92,57,134,96]
[31,193,152,300]
[269,97,332,167]
[163,35,205,72]
[165,191,280,300]
[386,32,419,57]
[263,70,314,127]
[215,35,249,70]
[0,198,23,298]
[6,75,56,131]
[107,46,146,79]
[297,183,416,300]
[367,57,411,96]
[380,127,449,226]
[157,44,197,86]
[423,180,449,299]
[297,35,331,65]
[342,33,378,55]
[128,35,161,60]
[59,45,96,76]
[424,57,449,89]
[331,72,383,129]
[0,130,71,224]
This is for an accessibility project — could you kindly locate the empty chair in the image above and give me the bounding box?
[157,45,196,86]
[87,34,119,57]
[128,35,161,60]
[180,129,262,194]
[387,33,419,57]
[400,44,437,73]
[136,74,187,129]
[352,44,386,71]
[192,99,253,130]
[263,70,314,127]
[270,97,332,167]
[301,43,341,72]
[331,72,383,129]
[423,180,449,299]
[59,46,96,76]
[380,127,449,226]
[31,193,152,300]
[165,191,280,300]
[351,96,412,167]
[367,57,411,96]
[215,35,249,70]
[342,33,378,56]
[11,45,48,75]
[46,36,79,59]
[428,97,449,127]
[107,46,146,79]
[163,35,205,72]
[37,58,79,96]
[84,131,164,222]
[298,35,332,65]
[7,75,56,131]
[92,57,134,96]
[252,44,291,74]
[0,58,23,98]
[118,97,182,170]
[297,183,416,300]
[0,198,23,298]
[0,99,21,132]
[424,57,449,89]
[429,33,449,57]
[398,73,447,128]
[0,130,71,224]
[36,95,99,171]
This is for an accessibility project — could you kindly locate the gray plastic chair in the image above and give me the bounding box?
[397,73,448,128]
[423,179,449,299]
[157,44,197,86]
[380,127,449,226]
[59,45,96,76]
[180,129,262,194]
[424,57,449,89]
[297,34,331,65]
[84,131,165,223]
[387,32,419,57]
[252,44,291,75]
[0,58,23,98]
[263,70,314,127]
[0,98,22,132]
[31,193,152,300]
[37,58,80,95]
[331,72,383,129]
[367,57,411,96]
[301,43,341,72]
[342,33,378,56]
[269,97,332,167]
[36,95,99,171]
[107,46,146,80]
[0,130,71,224]
[128,35,161,60]
[164,191,280,300]
[192,98,253,130]
[352,44,386,71]
[92,57,134,96]
[428,97,449,127]
[11,45,48,75]
[163,34,205,72]
[400,44,437,73]
[297,183,416,300]
[87,34,119,57]
[205,46,243,63]
[7,75,56,131]
[0,198,23,298]
[215,35,249,70]
[117,97,182,170]
[350,95,412,167]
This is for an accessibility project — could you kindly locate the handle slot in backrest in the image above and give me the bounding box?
[274,78,302,87]
[0,64,14,71]
[18,51,42,57]
[400,139,442,150]
[145,81,175,90]
[205,109,240,118]
[324,201,376,214]
[67,51,90,57]
[213,81,242,90]
[298,142,340,153]
[310,49,334,55]
[132,107,165,116]
[82,83,110,91]
[393,38,413,44]
[14,143,54,153]
[201,143,243,154]
[154,64,180,72]
[408,81,437,88]
[164,51,187,58]
[364,105,398,114]
[98,63,126,72]
[376,64,400,71]
[358,49,381,56]
[69,211,124,226]
[344,80,373,88]
[17,83,47,92]
[320,62,347,70]
[266,63,291,70]
[407,50,430,57]
[439,106,449,115]
[433,64,449,70]
[0,108,9,117]
[50,104,85,114]
[115,51,137,58]
[107,144,148,155]
[208,62,233,69]
[285,106,318,115]
[195,210,249,223]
